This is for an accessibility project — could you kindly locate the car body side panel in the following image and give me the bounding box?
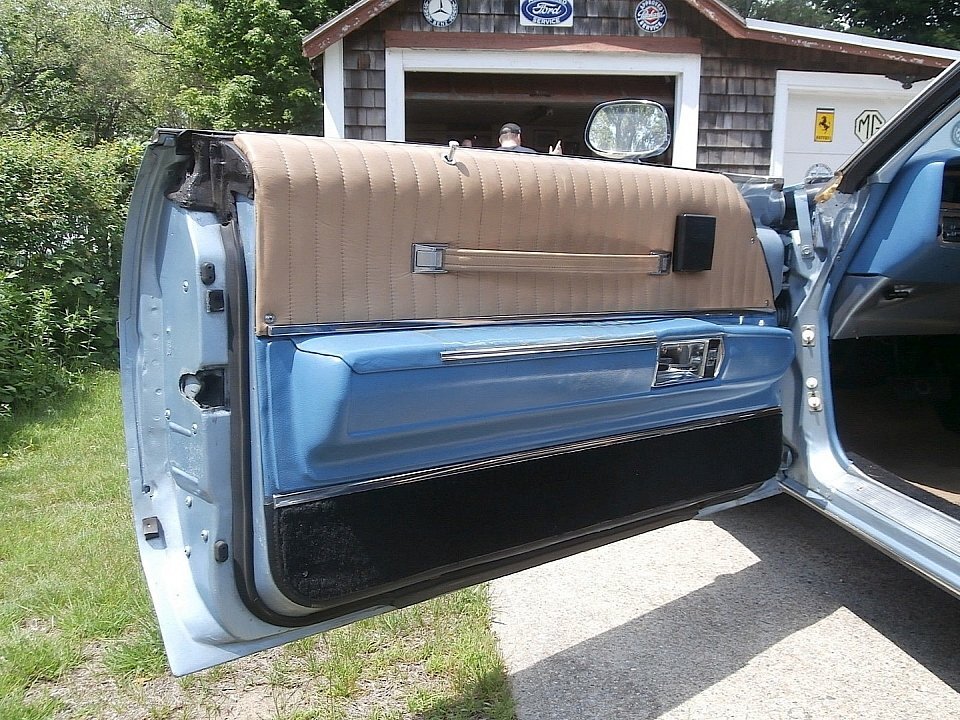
[778,63,960,599]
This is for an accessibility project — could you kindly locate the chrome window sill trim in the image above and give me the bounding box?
[270,407,781,508]
[439,335,657,362]
[263,309,777,337]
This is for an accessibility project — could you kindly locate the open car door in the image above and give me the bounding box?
[120,132,793,674]
[777,61,960,596]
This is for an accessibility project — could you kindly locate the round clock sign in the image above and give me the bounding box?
[422,0,458,27]
[635,0,668,33]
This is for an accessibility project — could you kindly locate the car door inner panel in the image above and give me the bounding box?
[124,132,793,652]
[227,134,792,615]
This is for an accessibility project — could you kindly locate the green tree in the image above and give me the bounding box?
[171,0,348,132]
[817,0,960,49]
[0,0,180,143]
[726,0,840,29]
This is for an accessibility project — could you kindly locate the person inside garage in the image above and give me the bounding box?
[495,123,563,154]
[495,122,537,153]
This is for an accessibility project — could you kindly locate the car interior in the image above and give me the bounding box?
[829,158,960,517]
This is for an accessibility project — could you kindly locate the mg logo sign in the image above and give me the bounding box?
[855,110,886,144]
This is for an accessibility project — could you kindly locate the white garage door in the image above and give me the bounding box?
[771,71,929,185]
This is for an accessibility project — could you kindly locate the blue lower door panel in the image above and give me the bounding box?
[255,318,792,614]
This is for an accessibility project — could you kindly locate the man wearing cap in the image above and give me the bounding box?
[496,122,563,154]
[495,123,538,153]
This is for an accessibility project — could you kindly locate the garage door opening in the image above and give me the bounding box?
[405,72,675,160]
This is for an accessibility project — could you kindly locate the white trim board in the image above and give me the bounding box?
[322,40,345,139]
[748,19,960,62]
[384,48,701,168]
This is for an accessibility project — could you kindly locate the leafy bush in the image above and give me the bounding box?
[0,132,140,415]
[0,277,70,412]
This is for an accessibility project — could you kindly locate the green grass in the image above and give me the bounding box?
[278,586,514,719]
[0,371,153,718]
[0,371,516,719]
[102,620,168,678]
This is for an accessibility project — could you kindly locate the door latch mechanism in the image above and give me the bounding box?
[653,338,724,387]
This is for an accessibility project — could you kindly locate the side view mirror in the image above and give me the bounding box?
[584,100,671,160]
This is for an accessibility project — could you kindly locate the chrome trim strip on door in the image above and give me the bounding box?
[264,309,776,337]
[271,407,782,508]
[439,335,657,362]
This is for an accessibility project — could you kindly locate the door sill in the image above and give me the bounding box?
[848,453,960,522]
[781,473,960,599]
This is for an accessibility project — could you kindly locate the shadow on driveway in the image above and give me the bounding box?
[498,495,960,719]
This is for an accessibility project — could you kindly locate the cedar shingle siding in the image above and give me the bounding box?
[343,22,386,140]
[324,0,941,175]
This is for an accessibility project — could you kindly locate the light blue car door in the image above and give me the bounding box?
[120,131,793,674]
[777,61,960,596]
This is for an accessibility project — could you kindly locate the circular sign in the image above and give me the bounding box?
[951,122,960,147]
[422,0,458,28]
[805,163,834,182]
[520,0,573,25]
[635,0,668,33]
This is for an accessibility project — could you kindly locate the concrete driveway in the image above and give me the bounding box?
[490,495,960,720]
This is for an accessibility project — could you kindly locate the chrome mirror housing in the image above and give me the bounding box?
[585,100,671,160]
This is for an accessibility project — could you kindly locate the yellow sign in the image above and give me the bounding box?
[815,108,835,143]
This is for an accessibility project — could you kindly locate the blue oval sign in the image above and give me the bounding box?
[520,0,573,25]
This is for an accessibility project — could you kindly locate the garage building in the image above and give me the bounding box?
[303,0,959,182]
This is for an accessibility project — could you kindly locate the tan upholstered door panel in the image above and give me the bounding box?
[233,134,774,336]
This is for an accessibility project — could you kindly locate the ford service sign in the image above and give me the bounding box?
[520,0,574,27]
